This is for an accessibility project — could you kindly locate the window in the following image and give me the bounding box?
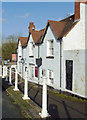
[47,40,54,57]
[25,67,27,71]
[48,69,54,85]
[42,69,46,77]
[29,42,34,57]
[29,64,34,79]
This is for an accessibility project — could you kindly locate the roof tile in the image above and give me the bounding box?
[19,37,28,47]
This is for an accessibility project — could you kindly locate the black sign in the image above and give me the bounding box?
[36,57,42,67]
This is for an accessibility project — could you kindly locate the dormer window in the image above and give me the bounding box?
[47,39,54,58]
[29,42,34,57]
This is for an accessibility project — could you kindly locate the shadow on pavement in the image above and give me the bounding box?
[48,104,59,119]
[2,78,11,92]
[62,101,71,120]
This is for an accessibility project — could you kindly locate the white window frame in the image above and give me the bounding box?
[29,42,34,57]
[47,69,54,85]
[29,64,35,80]
[47,39,54,57]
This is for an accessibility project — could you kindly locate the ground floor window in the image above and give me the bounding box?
[29,64,34,80]
[47,69,54,85]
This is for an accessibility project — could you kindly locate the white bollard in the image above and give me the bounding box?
[22,70,30,100]
[39,77,50,118]
[5,67,8,81]
[0,65,2,77]
[13,69,19,91]
[8,67,12,85]
[2,66,6,78]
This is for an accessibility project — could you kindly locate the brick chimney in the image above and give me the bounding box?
[75,0,80,20]
[28,22,35,32]
[75,0,87,21]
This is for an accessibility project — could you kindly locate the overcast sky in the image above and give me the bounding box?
[2,2,75,38]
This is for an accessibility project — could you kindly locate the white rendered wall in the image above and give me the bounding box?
[23,34,38,84]
[40,26,61,89]
[62,3,87,98]
[17,41,22,76]
[63,3,85,50]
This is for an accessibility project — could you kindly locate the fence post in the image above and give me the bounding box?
[13,69,19,91]
[39,77,50,118]
[22,70,30,100]
[2,66,6,78]
[8,67,12,85]
[0,65,2,77]
[5,66,8,81]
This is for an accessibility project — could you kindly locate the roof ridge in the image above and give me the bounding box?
[48,14,74,23]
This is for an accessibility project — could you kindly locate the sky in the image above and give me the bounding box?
[2,2,75,39]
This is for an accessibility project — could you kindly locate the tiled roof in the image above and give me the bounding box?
[75,0,87,4]
[30,29,45,44]
[19,37,28,47]
[42,15,78,41]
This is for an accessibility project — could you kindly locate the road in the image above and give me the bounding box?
[1,78,24,119]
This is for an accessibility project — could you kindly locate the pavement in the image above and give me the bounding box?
[2,79,41,119]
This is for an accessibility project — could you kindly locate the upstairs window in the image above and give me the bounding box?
[47,40,54,57]
[29,42,34,57]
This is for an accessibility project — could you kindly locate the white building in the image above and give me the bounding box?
[62,2,87,98]
[17,1,87,98]
[17,37,28,77]
[22,22,44,84]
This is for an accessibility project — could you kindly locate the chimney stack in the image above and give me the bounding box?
[75,0,80,20]
[75,0,87,21]
[28,22,35,32]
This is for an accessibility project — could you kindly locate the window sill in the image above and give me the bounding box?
[46,56,54,59]
[29,56,34,58]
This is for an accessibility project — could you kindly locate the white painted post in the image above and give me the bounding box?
[39,77,50,118]
[2,66,6,78]
[8,67,12,85]
[0,65,2,77]
[5,66,8,81]
[22,70,30,100]
[13,69,19,91]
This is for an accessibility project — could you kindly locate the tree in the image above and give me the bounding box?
[2,35,17,60]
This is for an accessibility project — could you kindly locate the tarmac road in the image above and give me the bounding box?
[1,78,24,119]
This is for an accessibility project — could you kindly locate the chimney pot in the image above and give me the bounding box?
[28,22,35,32]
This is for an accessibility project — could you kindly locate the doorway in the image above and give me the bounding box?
[66,60,73,91]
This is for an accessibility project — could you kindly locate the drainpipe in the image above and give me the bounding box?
[60,39,62,93]
[38,45,40,85]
